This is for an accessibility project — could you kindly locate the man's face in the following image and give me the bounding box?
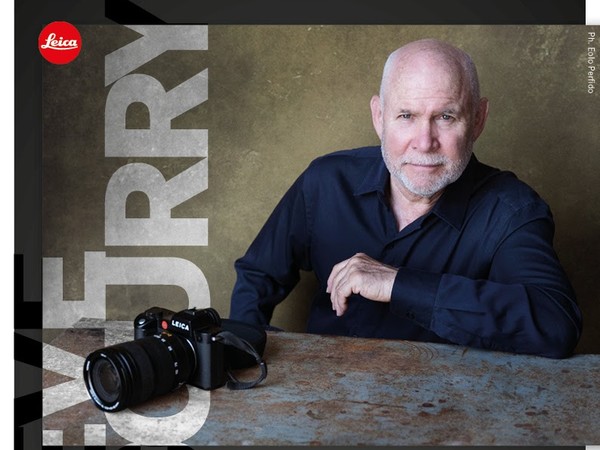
[371,55,488,199]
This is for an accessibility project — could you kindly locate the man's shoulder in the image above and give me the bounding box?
[471,159,549,214]
[296,146,385,195]
[307,146,382,173]
[312,145,381,162]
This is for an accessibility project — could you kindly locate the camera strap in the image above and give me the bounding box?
[217,330,268,390]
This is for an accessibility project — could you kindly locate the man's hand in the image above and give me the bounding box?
[326,253,398,316]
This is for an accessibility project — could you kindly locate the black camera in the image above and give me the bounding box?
[83,307,267,412]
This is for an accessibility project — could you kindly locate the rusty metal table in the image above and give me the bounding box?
[42,318,600,446]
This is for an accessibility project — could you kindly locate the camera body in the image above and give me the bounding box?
[133,306,227,391]
[83,306,267,412]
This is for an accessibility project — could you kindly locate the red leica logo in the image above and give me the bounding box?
[38,21,82,65]
[40,33,79,51]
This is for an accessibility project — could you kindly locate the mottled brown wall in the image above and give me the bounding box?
[42,25,599,353]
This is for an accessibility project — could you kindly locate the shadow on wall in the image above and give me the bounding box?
[555,223,600,355]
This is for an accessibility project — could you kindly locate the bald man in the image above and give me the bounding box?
[229,39,582,359]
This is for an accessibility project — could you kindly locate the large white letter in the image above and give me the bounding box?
[43,252,210,328]
[105,71,208,158]
[105,25,208,86]
[105,387,210,446]
[105,160,208,246]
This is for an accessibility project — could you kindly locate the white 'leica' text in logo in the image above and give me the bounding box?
[171,320,190,331]
[40,32,79,51]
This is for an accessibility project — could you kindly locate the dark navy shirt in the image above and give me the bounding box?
[230,146,582,358]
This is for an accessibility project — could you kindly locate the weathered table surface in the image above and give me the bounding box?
[42,318,600,447]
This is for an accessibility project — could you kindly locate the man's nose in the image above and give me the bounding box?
[411,120,438,152]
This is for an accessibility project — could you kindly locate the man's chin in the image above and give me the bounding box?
[399,174,450,198]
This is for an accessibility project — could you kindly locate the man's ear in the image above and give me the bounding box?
[472,97,489,142]
[370,95,384,140]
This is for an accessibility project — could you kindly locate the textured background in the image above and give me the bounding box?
[42,25,599,354]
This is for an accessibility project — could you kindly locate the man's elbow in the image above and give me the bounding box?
[524,288,583,359]
[531,316,582,359]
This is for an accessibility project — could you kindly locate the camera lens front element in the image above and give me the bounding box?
[89,358,121,404]
[83,333,196,412]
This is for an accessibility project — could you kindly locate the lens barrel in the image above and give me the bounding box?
[83,333,196,412]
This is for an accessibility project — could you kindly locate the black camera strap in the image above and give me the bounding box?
[217,330,268,390]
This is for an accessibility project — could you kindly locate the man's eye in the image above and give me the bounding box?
[440,114,454,121]
[398,113,412,119]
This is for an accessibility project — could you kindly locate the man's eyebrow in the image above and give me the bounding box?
[395,107,464,115]
[440,106,464,116]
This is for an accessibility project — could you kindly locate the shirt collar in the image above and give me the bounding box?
[354,150,480,231]
[432,154,479,230]
[354,149,389,197]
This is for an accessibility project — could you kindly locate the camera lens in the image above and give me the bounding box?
[83,333,196,412]
[90,359,121,404]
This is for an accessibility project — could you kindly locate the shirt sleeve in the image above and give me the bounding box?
[229,172,312,329]
[389,203,583,359]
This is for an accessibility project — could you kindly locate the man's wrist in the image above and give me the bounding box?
[389,267,440,326]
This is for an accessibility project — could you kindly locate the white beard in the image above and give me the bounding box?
[381,141,472,198]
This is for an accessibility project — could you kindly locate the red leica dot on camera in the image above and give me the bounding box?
[161,320,169,330]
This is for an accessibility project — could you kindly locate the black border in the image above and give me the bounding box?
[14,1,588,449]
[103,0,586,25]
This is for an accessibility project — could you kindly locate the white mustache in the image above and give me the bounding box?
[400,155,449,166]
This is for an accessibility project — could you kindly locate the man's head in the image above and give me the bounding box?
[370,39,489,199]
